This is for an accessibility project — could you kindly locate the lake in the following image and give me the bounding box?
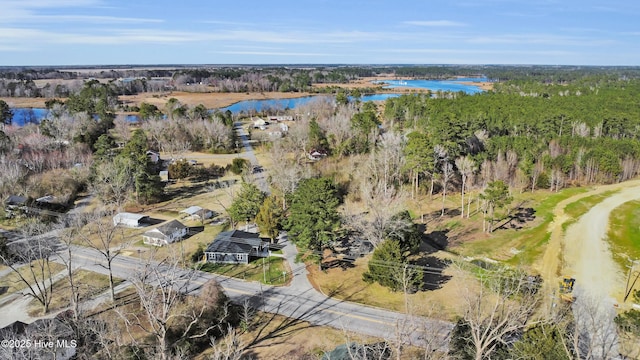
[8,78,486,124]
[373,77,487,94]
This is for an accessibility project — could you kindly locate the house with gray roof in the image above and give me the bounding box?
[142,219,188,246]
[204,230,270,264]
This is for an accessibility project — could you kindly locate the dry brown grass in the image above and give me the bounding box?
[0,262,66,296]
[307,254,471,321]
[120,91,314,109]
[27,270,123,316]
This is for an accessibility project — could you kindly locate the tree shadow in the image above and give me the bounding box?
[413,256,452,291]
[423,230,450,252]
[496,207,536,231]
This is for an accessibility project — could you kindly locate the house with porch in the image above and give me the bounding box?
[142,219,188,246]
[204,230,270,264]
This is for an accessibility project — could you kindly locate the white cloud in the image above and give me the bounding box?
[217,51,333,57]
[403,20,467,27]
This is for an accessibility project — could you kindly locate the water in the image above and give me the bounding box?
[8,78,480,124]
[373,78,487,94]
[8,108,48,126]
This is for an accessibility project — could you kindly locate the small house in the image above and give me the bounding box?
[4,195,29,217]
[113,212,149,228]
[204,230,270,264]
[179,206,214,221]
[142,219,188,246]
[252,118,268,128]
[146,150,160,164]
[308,149,328,161]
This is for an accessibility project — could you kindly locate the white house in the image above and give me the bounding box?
[252,118,268,128]
[113,212,149,228]
[142,219,188,246]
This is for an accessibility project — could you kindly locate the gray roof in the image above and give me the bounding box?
[6,195,28,205]
[155,219,187,235]
[180,205,203,215]
[205,230,269,254]
[114,212,148,221]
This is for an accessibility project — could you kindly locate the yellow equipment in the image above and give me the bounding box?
[559,277,576,302]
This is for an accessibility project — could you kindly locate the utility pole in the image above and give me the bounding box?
[624,259,640,302]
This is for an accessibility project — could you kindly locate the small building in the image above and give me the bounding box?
[159,170,169,182]
[279,123,289,132]
[5,195,28,210]
[269,115,293,122]
[179,206,214,221]
[142,219,188,246]
[204,230,270,264]
[113,212,149,228]
[252,118,268,128]
[146,150,160,164]
[4,195,29,217]
[308,149,328,161]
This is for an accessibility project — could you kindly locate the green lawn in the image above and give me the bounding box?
[457,187,588,265]
[607,200,640,269]
[199,257,289,285]
[564,190,617,220]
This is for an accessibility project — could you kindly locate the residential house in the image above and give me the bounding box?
[269,115,293,122]
[252,118,268,128]
[308,149,328,161]
[179,206,214,221]
[4,195,29,215]
[113,212,149,228]
[204,230,270,264]
[146,150,161,164]
[142,219,188,246]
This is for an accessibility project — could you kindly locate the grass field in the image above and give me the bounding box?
[28,270,124,316]
[607,200,640,269]
[564,190,617,222]
[0,262,66,297]
[455,187,588,266]
[199,257,289,285]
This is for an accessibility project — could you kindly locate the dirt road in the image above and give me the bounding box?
[538,179,640,303]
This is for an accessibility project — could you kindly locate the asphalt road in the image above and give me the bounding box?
[65,244,451,346]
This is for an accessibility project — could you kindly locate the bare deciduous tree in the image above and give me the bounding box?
[459,270,540,360]
[1,222,57,315]
[456,156,477,219]
[121,252,223,360]
[77,210,128,302]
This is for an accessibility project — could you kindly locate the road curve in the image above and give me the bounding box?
[66,245,452,346]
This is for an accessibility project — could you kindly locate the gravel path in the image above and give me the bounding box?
[563,184,640,302]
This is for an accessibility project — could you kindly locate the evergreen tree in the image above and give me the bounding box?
[229,182,266,225]
[0,100,13,125]
[284,177,341,252]
[255,196,283,242]
[363,239,422,292]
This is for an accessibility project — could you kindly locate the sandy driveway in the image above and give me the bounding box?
[539,179,640,304]
[563,185,640,302]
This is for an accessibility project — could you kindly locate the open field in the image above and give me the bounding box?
[28,270,123,316]
[607,200,640,269]
[0,262,66,298]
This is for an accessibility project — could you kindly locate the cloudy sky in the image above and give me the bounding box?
[1,0,639,66]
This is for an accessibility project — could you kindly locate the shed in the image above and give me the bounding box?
[113,212,149,228]
[180,206,214,221]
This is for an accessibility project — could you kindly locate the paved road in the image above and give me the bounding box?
[234,122,269,193]
[65,244,451,346]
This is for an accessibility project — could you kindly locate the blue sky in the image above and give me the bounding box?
[1,0,639,66]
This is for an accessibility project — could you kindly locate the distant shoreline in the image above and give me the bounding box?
[1,76,493,110]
